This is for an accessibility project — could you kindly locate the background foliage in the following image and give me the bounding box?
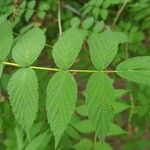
[0,0,150,150]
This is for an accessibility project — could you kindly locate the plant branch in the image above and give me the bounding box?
[58,0,62,36]
[2,61,117,73]
[112,0,129,27]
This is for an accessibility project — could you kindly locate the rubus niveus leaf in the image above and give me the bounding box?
[88,31,118,70]
[12,27,45,66]
[52,28,84,69]
[46,71,77,147]
[117,56,150,85]
[8,68,38,133]
[85,72,115,141]
[0,17,13,61]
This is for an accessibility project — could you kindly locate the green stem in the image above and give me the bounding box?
[128,93,134,123]
[58,0,62,36]
[2,61,117,73]
[112,0,129,27]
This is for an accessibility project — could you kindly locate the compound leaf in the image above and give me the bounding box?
[85,72,115,141]
[8,68,38,133]
[0,17,13,61]
[46,71,77,147]
[52,28,84,69]
[117,56,150,85]
[12,27,45,66]
[88,31,118,70]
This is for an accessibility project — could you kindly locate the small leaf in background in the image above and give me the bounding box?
[115,89,128,99]
[12,27,45,67]
[85,72,116,141]
[29,121,44,140]
[70,17,80,28]
[100,9,108,20]
[94,142,113,150]
[25,0,36,21]
[46,71,77,147]
[93,21,104,33]
[67,126,81,140]
[0,17,13,61]
[39,3,50,11]
[114,102,130,113]
[76,104,88,116]
[52,28,84,69]
[88,31,118,70]
[108,123,127,136]
[37,11,46,19]
[8,68,38,134]
[73,120,94,133]
[73,138,93,150]
[117,56,150,85]
[92,7,100,18]
[25,131,50,150]
[27,0,36,9]
[82,17,94,30]
[25,10,34,22]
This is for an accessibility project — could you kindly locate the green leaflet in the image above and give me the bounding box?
[108,123,127,136]
[46,71,77,147]
[88,31,118,70]
[8,68,38,134]
[73,120,94,133]
[52,28,84,69]
[25,131,50,150]
[82,17,94,29]
[85,72,115,141]
[0,17,13,61]
[117,56,150,85]
[0,63,3,78]
[12,27,45,67]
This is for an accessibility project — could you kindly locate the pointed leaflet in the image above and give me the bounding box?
[46,71,77,147]
[12,27,45,66]
[85,72,115,141]
[88,31,118,70]
[52,28,84,69]
[0,17,13,61]
[117,56,150,85]
[8,68,38,133]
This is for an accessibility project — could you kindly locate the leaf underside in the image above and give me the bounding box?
[8,68,38,133]
[85,72,115,141]
[46,71,77,147]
